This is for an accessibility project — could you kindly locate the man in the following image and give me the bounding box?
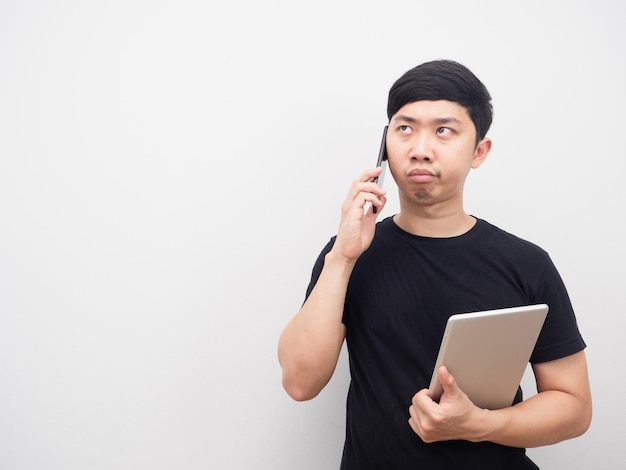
[278,60,591,469]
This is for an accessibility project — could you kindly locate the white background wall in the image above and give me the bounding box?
[0,1,624,468]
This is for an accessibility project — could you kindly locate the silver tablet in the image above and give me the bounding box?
[427,304,549,410]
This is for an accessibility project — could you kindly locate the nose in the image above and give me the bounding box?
[409,133,433,162]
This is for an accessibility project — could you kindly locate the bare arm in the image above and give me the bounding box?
[278,168,387,401]
[277,253,350,401]
[409,350,592,447]
[482,350,592,447]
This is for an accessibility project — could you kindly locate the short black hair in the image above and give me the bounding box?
[387,60,493,143]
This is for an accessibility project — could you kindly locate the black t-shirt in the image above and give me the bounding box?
[306,217,585,470]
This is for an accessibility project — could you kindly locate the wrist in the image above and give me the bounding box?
[325,249,358,272]
[469,407,508,443]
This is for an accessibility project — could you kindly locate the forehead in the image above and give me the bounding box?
[390,100,471,123]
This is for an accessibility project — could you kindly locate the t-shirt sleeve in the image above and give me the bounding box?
[304,238,336,302]
[530,254,586,363]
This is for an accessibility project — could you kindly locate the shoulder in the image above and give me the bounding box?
[474,218,549,257]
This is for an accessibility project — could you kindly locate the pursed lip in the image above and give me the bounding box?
[407,168,437,183]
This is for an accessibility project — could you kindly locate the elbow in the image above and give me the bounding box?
[278,357,333,402]
[574,400,593,437]
[562,395,593,441]
[282,374,323,402]
[277,339,338,402]
[571,387,593,439]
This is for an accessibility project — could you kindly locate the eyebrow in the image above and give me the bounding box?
[393,115,463,126]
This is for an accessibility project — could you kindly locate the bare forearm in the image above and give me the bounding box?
[474,390,592,448]
[278,252,354,401]
[473,353,592,447]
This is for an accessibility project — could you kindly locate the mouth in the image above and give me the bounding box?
[408,168,438,183]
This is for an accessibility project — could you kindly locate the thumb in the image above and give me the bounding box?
[438,366,460,399]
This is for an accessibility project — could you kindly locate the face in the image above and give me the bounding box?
[386,100,491,210]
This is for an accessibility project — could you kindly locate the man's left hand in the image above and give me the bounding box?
[408,366,485,443]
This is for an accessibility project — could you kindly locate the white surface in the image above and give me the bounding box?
[0,1,623,468]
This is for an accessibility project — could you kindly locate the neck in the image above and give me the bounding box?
[393,207,476,238]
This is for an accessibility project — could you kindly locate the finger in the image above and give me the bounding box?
[344,183,386,217]
[408,413,421,436]
[438,366,461,399]
[346,168,385,199]
[343,189,383,215]
[366,195,387,216]
[408,401,424,434]
[408,393,437,442]
[364,166,384,182]
[409,389,436,418]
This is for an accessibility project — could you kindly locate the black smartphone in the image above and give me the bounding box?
[372,126,388,214]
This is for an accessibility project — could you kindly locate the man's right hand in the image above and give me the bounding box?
[332,167,387,263]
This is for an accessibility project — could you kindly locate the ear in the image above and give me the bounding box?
[471,137,492,169]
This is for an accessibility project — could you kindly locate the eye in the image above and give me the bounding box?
[436,127,453,136]
[399,125,412,134]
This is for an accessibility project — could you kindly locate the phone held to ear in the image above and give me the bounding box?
[372,126,388,214]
